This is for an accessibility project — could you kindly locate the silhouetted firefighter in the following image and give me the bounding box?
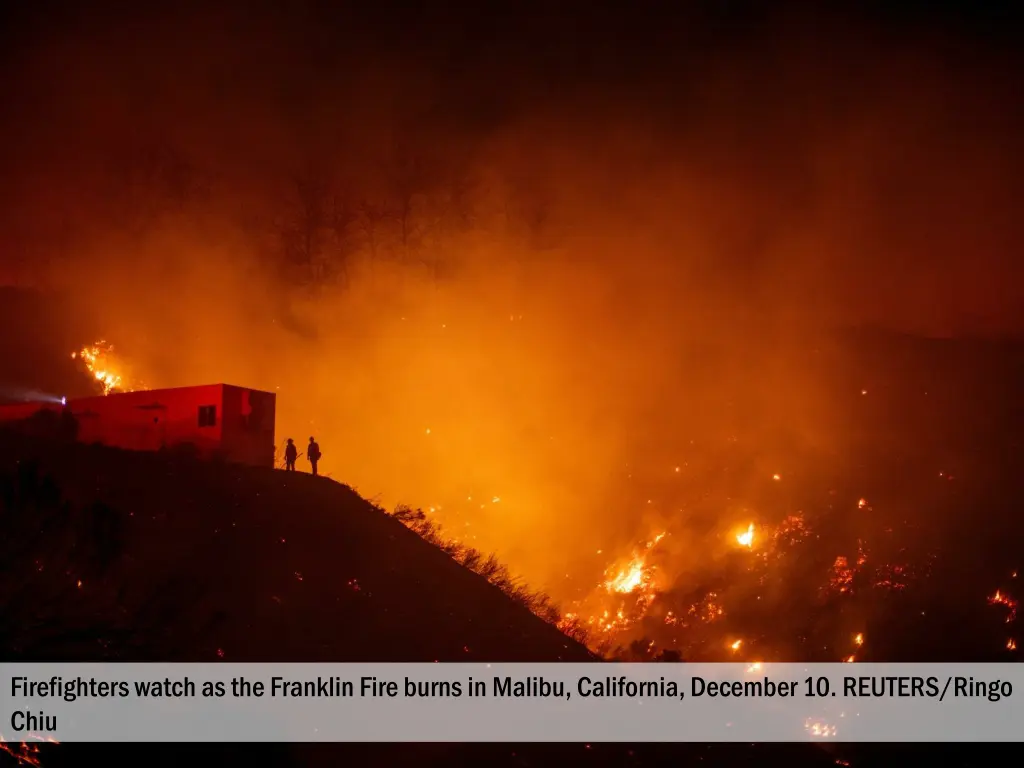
[284,438,298,471]
[308,436,321,476]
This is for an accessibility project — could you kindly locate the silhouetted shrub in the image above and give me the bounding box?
[459,548,482,572]
[389,505,590,650]
[557,615,590,645]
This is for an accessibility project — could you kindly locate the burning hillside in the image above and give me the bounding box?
[51,331,1023,670]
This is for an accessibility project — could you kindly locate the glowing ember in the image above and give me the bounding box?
[804,719,838,738]
[729,639,743,651]
[688,592,726,623]
[736,523,755,548]
[1007,639,1017,650]
[988,591,1018,623]
[857,498,868,509]
[768,513,811,551]
[829,556,855,594]
[856,542,868,567]
[873,564,908,591]
[854,633,864,646]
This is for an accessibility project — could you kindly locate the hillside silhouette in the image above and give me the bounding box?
[0,430,842,767]
[0,432,594,664]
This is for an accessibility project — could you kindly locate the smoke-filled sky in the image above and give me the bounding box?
[2,1,1022,593]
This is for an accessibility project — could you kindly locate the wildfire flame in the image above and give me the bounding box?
[559,531,671,637]
[736,523,755,548]
[71,341,135,395]
[603,532,665,596]
[607,562,646,594]
[989,591,1018,624]
[0,734,59,767]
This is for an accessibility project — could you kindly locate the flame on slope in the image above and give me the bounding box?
[71,341,143,395]
[605,532,666,595]
[560,531,668,637]
[989,590,1018,624]
[0,733,59,767]
[557,500,941,660]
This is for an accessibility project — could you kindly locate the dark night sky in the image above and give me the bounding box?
[1,0,1023,335]
[3,1,1020,115]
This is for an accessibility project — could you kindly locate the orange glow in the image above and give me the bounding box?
[16,37,1021,671]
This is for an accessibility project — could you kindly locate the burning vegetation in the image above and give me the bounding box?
[389,469,1017,665]
[47,331,1024,671]
[70,341,143,396]
[0,738,54,767]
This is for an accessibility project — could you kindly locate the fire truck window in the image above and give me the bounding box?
[198,405,217,428]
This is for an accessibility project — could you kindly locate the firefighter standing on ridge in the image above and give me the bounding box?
[307,436,322,476]
[284,438,298,471]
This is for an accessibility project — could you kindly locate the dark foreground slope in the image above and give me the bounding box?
[0,433,593,664]
[0,432,835,768]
